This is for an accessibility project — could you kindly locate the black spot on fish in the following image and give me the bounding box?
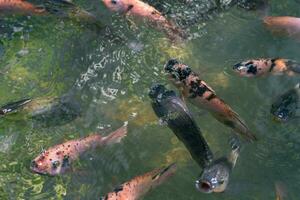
[126,4,134,12]
[113,185,124,194]
[52,160,60,169]
[62,155,70,167]
[269,59,277,72]
[247,65,257,74]
[206,93,216,101]
[165,59,179,73]
[189,80,209,98]
[223,120,235,128]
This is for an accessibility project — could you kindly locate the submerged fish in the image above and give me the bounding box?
[263,16,300,41]
[164,59,257,142]
[196,138,240,193]
[275,182,287,200]
[0,0,98,26]
[102,0,186,41]
[31,125,127,176]
[0,95,81,126]
[101,163,177,200]
[271,83,300,122]
[233,58,300,77]
[149,84,213,168]
[0,0,45,15]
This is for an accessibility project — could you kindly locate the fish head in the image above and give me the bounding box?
[196,161,230,193]
[30,150,70,176]
[102,0,129,13]
[233,60,258,77]
[164,59,192,83]
[149,84,166,101]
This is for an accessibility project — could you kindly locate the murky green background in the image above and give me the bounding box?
[0,0,299,199]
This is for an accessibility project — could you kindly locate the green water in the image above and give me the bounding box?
[0,0,300,199]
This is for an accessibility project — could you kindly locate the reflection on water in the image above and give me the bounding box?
[0,0,300,199]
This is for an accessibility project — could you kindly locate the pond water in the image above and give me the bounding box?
[0,0,299,199]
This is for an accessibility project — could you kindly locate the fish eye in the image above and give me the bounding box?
[52,160,60,169]
[111,0,118,4]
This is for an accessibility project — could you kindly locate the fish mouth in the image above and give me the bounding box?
[233,63,243,71]
[195,180,213,193]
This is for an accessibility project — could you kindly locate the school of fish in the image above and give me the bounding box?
[0,0,298,199]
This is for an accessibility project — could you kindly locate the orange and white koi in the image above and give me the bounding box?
[0,0,45,15]
[263,16,300,40]
[31,125,127,176]
[233,58,300,77]
[164,59,257,142]
[101,163,177,200]
[102,0,186,41]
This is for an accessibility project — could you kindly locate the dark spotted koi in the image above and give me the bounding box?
[164,59,257,142]
[101,163,177,200]
[31,125,127,176]
[233,58,300,77]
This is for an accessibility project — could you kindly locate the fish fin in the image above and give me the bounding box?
[102,124,128,146]
[0,98,31,116]
[284,59,300,74]
[152,163,177,182]
[213,111,257,142]
[230,111,258,142]
[228,137,241,168]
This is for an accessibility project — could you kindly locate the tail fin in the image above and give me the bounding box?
[0,99,31,116]
[213,111,257,142]
[285,59,300,73]
[275,182,287,200]
[102,124,128,146]
[230,111,258,142]
[228,136,241,168]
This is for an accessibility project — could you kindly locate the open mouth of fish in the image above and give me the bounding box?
[195,180,212,193]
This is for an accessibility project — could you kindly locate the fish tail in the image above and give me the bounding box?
[102,124,128,146]
[163,22,188,42]
[285,59,300,74]
[275,181,287,200]
[230,111,258,142]
[0,98,31,116]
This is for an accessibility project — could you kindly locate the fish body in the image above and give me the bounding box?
[264,16,300,40]
[149,84,213,168]
[233,58,300,77]
[164,59,257,142]
[196,138,240,193]
[102,163,177,200]
[31,125,127,176]
[0,0,45,15]
[0,96,81,126]
[102,0,186,41]
[271,83,300,122]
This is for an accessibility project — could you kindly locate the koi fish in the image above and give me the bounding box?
[31,125,127,176]
[271,83,300,122]
[164,59,257,142]
[102,0,186,41]
[263,16,300,41]
[149,84,213,168]
[195,137,240,193]
[101,163,177,200]
[233,58,300,77]
[275,182,287,200]
[0,95,81,126]
[0,0,45,15]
